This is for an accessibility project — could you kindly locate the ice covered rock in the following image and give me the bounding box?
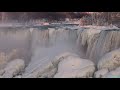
[52,52,79,67]
[14,75,22,78]
[2,59,25,78]
[53,52,95,78]
[39,68,57,78]
[98,48,120,71]
[0,69,5,75]
[103,67,120,78]
[22,61,56,78]
[81,25,119,30]
[0,52,7,69]
[94,69,109,78]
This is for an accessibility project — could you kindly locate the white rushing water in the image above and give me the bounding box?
[0,26,81,75]
[0,25,120,78]
[24,28,80,75]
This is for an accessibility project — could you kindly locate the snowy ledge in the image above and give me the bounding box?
[80,25,119,30]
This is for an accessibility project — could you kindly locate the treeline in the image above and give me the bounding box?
[0,12,119,26]
[80,12,120,26]
[0,12,88,22]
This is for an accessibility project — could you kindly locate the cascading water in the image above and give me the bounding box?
[0,24,120,78]
[76,26,120,64]
[23,28,79,76]
[0,27,31,69]
[0,25,81,75]
[89,29,120,63]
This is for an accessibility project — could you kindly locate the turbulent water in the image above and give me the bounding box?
[0,27,31,69]
[24,28,81,76]
[76,26,120,63]
[0,26,80,71]
[0,25,120,76]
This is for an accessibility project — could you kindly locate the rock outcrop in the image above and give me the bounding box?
[22,52,95,78]
[53,52,95,78]
[97,48,120,71]
[103,67,120,78]
[94,69,109,78]
[93,48,120,78]
[1,59,25,78]
[22,61,57,78]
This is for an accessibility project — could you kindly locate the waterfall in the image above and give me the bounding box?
[89,29,120,63]
[0,27,31,69]
[24,28,79,75]
[76,26,120,63]
[0,25,120,75]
